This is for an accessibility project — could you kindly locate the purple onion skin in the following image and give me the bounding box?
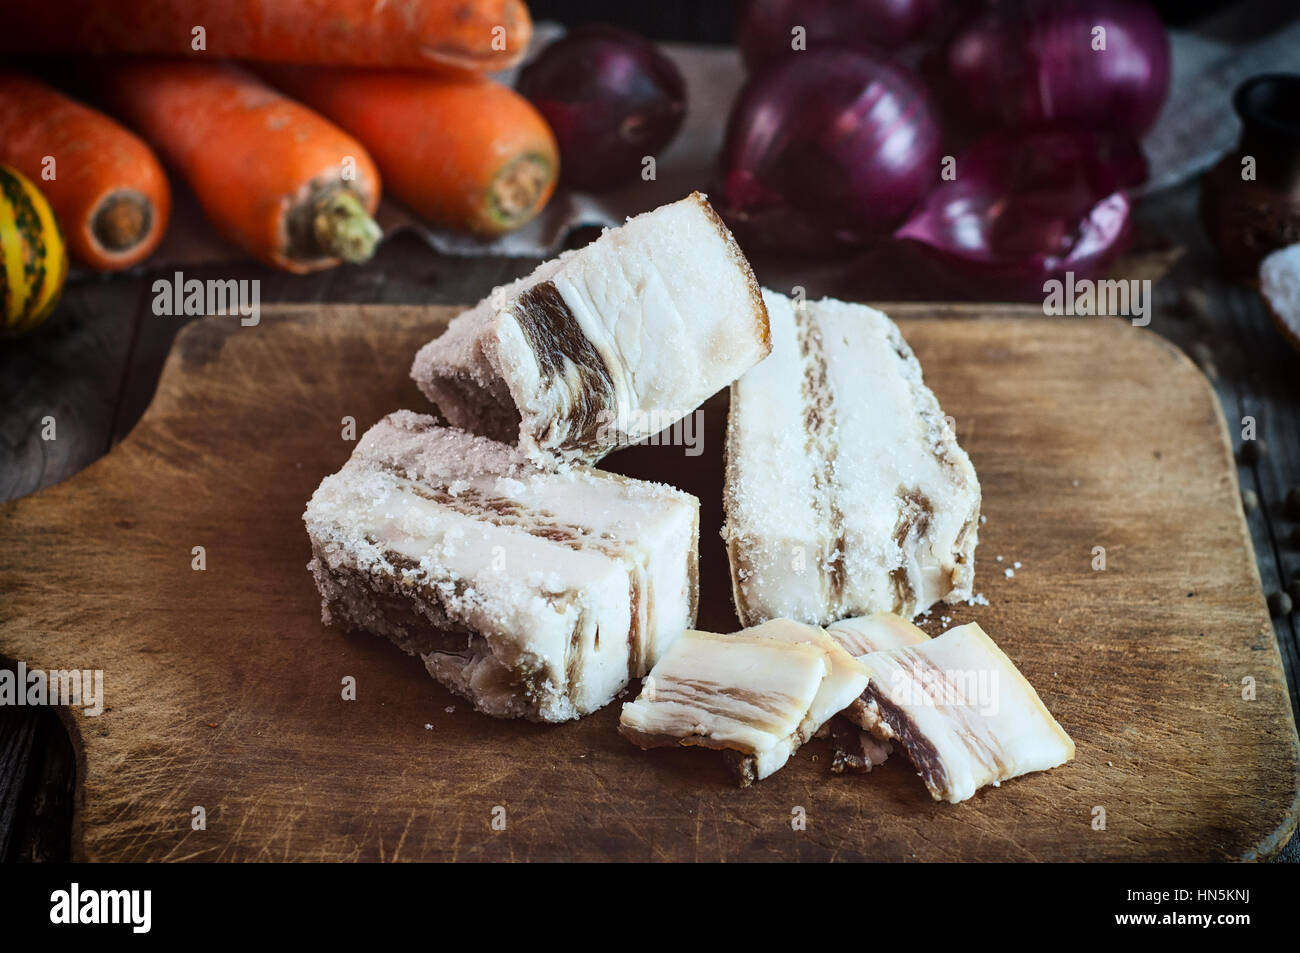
[737,0,941,68]
[518,25,686,193]
[895,128,1145,299]
[718,47,941,253]
[934,0,1170,135]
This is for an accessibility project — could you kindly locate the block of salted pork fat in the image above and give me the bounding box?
[724,289,981,627]
[411,192,770,465]
[303,411,699,722]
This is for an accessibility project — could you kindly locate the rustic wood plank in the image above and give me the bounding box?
[0,303,1294,862]
[1135,185,1300,733]
[0,697,76,863]
[0,670,41,860]
[1219,279,1300,724]
[0,278,148,500]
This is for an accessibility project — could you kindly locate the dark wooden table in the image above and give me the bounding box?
[2,180,1297,861]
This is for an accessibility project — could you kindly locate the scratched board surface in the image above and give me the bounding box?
[0,304,1295,861]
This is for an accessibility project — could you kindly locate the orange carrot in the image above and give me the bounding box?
[0,72,170,272]
[4,0,531,72]
[93,59,382,274]
[262,67,559,237]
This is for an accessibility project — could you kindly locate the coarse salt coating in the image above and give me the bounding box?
[723,290,981,627]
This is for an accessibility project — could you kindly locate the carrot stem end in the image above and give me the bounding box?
[488,153,554,232]
[92,190,152,253]
[312,190,381,264]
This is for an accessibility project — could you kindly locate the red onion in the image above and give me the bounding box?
[518,25,686,193]
[932,0,1170,135]
[894,128,1145,298]
[736,0,940,68]
[717,47,940,253]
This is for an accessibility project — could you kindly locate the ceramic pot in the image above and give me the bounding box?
[1200,73,1300,282]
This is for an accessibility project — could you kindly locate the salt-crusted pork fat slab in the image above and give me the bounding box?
[411,192,771,465]
[723,290,981,627]
[303,411,699,722]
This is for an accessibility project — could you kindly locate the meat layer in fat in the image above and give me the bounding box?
[826,612,932,770]
[845,621,1074,803]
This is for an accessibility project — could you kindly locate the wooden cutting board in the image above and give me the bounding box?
[1,303,1296,862]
